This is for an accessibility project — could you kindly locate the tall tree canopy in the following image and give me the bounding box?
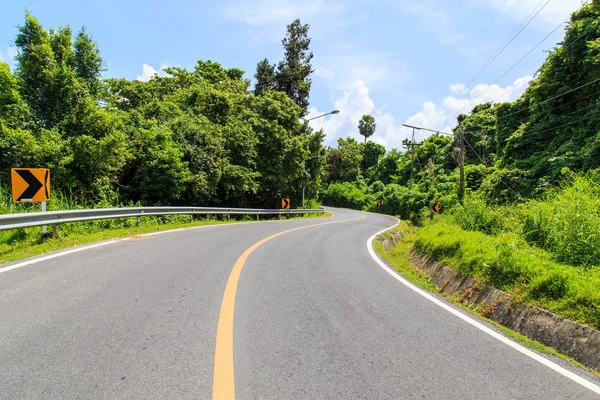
[0,12,326,210]
[253,19,314,116]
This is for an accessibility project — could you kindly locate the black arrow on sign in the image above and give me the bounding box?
[282,198,290,209]
[44,169,49,199]
[16,169,43,201]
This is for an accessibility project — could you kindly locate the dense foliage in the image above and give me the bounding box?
[0,13,325,209]
[322,2,600,221]
[254,19,313,117]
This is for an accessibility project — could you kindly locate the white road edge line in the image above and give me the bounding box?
[367,218,600,396]
[0,240,119,275]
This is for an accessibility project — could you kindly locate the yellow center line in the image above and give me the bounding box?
[212,214,366,399]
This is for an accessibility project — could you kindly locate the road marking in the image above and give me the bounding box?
[0,240,119,275]
[367,220,600,396]
[212,214,364,400]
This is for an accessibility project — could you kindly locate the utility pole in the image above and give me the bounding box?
[402,125,424,190]
[457,125,465,205]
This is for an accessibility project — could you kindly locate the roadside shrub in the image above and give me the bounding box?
[464,164,488,190]
[368,180,385,195]
[480,167,531,204]
[522,175,600,267]
[301,198,321,209]
[320,182,368,209]
[450,194,513,235]
[377,184,428,223]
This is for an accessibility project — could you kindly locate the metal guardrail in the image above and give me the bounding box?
[0,207,325,231]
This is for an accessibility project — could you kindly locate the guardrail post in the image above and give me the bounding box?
[41,201,47,234]
[190,215,193,223]
[257,214,259,221]
[137,216,141,226]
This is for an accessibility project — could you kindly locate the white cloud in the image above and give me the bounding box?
[310,75,533,150]
[137,63,172,82]
[483,0,583,25]
[137,64,158,82]
[307,80,374,145]
[396,74,533,144]
[450,83,466,94]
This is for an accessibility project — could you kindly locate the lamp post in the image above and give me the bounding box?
[301,110,340,207]
[304,109,339,122]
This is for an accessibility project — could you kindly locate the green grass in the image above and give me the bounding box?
[373,225,600,377]
[0,211,333,265]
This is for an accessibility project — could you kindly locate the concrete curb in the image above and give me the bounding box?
[378,230,600,371]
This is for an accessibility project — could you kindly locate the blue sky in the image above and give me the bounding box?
[0,0,584,148]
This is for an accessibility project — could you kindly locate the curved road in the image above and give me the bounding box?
[0,208,599,399]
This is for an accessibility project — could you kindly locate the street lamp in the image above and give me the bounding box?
[304,109,340,121]
[301,110,340,207]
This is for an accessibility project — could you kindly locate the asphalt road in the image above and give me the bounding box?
[1,207,599,399]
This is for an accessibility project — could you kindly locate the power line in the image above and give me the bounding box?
[496,78,600,121]
[423,0,551,128]
[513,113,595,140]
[453,101,597,141]
[486,23,595,106]
[432,8,581,132]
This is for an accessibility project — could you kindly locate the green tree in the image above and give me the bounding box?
[0,61,31,128]
[74,26,104,97]
[254,58,277,96]
[362,141,385,174]
[358,114,376,142]
[324,148,343,184]
[15,12,63,127]
[275,19,313,117]
[337,137,364,182]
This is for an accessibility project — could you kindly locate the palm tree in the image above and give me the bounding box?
[358,114,376,143]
